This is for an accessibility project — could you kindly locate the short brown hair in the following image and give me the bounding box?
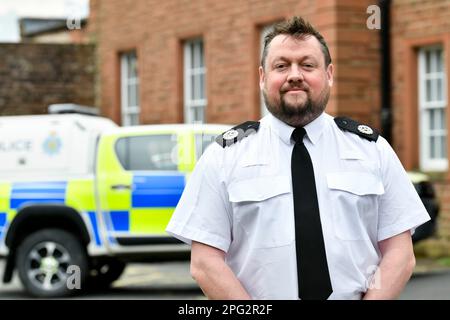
[261,16,332,69]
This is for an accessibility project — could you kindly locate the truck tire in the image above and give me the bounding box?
[87,259,126,290]
[16,229,88,298]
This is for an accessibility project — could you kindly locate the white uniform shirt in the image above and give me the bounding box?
[166,112,430,300]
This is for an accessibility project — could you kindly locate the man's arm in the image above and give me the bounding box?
[363,230,416,300]
[190,241,251,300]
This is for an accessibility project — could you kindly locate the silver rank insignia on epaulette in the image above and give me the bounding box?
[216,121,260,148]
[357,125,373,135]
[334,117,379,142]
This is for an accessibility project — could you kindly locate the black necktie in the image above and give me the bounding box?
[291,127,332,300]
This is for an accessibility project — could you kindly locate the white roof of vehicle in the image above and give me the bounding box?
[0,113,117,127]
[0,114,118,137]
[102,123,232,136]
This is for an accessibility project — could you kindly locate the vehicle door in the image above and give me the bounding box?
[96,130,194,248]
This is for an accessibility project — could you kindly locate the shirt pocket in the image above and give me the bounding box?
[228,176,294,248]
[326,172,385,241]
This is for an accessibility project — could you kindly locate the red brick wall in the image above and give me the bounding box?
[93,0,381,127]
[333,0,381,128]
[0,43,96,115]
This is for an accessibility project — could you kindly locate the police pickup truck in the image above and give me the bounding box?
[0,113,229,297]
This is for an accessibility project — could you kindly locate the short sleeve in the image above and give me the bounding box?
[165,144,233,252]
[377,137,431,241]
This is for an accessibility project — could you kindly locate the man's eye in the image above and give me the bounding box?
[303,64,314,68]
[275,64,286,69]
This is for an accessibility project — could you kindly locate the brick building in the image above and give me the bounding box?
[91,1,450,243]
[91,0,380,126]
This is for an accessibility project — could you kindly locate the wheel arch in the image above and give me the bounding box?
[3,204,91,283]
[5,204,91,248]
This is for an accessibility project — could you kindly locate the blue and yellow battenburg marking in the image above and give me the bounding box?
[0,181,102,246]
[109,173,186,235]
[10,182,67,209]
[0,174,186,244]
[0,182,10,241]
[0,212,6,240]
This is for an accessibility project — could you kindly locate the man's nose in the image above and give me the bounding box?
[287,65,304,84]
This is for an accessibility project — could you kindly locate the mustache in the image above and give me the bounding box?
[281,84,309,93]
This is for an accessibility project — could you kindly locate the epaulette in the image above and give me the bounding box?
[334,117,379,142]
[215,121,260,148]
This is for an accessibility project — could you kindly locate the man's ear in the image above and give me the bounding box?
[259,66,265,91]
[326,63,334,87]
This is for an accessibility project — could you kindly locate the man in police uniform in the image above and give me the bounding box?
[166,16,430,300]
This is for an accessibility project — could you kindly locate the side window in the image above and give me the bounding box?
[194,133,217,160]
[115,134,178,171]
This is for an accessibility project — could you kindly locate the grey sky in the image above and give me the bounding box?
[0,0,89,42]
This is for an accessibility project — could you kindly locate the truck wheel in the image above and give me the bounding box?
[88,259,126,290]
[16,229,88,298]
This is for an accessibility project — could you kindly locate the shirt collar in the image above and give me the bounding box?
[266,112,327,145]
[303,112,327,145]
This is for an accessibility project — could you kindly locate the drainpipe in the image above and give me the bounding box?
[379,0,392,143]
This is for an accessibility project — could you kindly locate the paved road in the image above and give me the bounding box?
[0,260,205,299]
[399,270,450,300]
[1,260,449,299]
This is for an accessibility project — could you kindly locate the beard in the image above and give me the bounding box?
[263,85,330,128]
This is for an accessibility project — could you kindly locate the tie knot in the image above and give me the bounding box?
[291,127,307,144]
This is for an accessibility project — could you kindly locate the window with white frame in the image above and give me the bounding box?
[120,51,140,126]
[419,46,448,171]
[184,39,206,124]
